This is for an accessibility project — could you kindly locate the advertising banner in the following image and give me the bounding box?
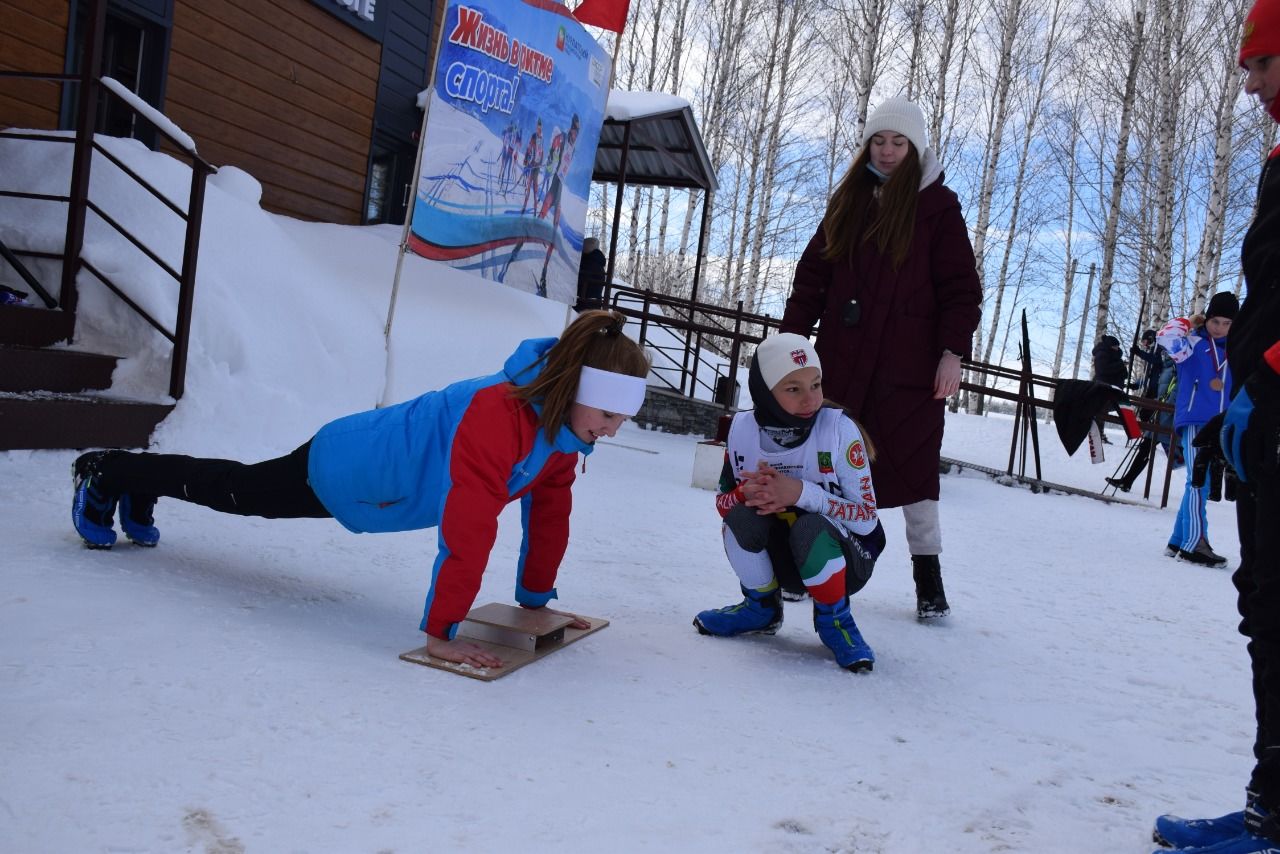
[407,0,611,304]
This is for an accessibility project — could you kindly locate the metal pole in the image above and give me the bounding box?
[379,7,447,407]
[1071,262,1096,380]
[1022,310,1042,480]
[606,122,632,284]
[639,288,651,351]
[169,161,210,400]
[1127,285,1148,390]
[384,8,447,344]
[61,0,108,324]
[1053,256,1077,379]
[1006,382,1023,476]
[682,190,713,396]
[689,189,711,307]
[725,300,744,410]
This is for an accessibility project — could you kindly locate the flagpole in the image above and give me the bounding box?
[608,29,621,88]
[381,5,450,407]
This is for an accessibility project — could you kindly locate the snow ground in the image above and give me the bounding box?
[0,132,1251,854]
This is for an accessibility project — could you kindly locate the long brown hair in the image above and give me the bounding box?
[821,144,922,268]
[819,399,877,462]
[511,309,650,438]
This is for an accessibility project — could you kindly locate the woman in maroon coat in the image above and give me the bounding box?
[780,96,981,621]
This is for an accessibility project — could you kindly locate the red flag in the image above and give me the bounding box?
[573,0,630,33]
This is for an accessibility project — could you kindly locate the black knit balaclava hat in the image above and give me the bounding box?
[747,357,817,432]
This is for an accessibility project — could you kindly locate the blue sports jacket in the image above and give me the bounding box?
[1172,332,1233,429]
[307,338,593,638]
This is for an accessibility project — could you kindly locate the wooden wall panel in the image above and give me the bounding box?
[0,1,70,130]
[166,0,379,223]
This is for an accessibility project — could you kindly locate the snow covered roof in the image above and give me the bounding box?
[602,90,691,122]
[593,90,717,193]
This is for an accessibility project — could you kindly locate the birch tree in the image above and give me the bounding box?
[1091,4,1146,345]
[1190,1,1248,311]
[963,0,1028,390]
[743,0,809,312]
[1049,84,1087,380]
[979,0,1068,372]
[822,0,894,138]
[968,0,1026,285]
[1136,0,1186,338]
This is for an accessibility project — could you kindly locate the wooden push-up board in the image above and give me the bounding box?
[399,602,609,681]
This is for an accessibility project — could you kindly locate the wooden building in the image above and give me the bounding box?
[1,0,439,225]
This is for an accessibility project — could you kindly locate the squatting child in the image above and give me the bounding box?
[693,333,886,672]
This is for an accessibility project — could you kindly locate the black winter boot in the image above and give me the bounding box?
[912,555,950,619]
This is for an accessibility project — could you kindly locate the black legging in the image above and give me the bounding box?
[96,441,332,519]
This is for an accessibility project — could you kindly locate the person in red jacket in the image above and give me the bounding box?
[1149,1,1280,850]
[70,310,650,670]
[780,96,981,621]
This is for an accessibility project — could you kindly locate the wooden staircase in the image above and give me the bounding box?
[0,302,174,451]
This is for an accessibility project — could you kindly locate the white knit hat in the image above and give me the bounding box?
[755,333,821,390]
[861,96,928,158]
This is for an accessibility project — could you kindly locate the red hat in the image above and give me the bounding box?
[1241,0,1280,67]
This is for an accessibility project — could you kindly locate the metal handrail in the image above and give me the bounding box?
[599,281,1179,506]
[0,0,213,399]
[605,283,782,405]
[961,353,1177,507]
[0,238,57,307]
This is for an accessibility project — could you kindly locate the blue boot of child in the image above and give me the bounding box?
[813,597,874,672]
[119,494,160,547]
[694,585,782,637]
[72,451,119,549]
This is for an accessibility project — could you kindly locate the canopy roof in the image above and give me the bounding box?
[592,91,717,193]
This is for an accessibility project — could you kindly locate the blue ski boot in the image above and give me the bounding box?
[119,494,159,547]
[694,585,782,637]
[1155,801,1280,854]
[72,451,119,549]
[1154,810,1246,849]
[1155,791,1254,849]
[813,597,874,672]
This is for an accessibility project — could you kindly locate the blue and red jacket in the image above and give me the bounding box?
[1172,332,1233,429]
[307,338,593,639]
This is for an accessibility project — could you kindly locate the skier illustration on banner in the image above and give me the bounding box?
[536,114,581,294]
[404,0,611,306]
[519,117,545,215]
[498,121,522,189]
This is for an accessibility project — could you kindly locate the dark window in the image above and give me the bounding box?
[366,157,392,223]
[364,141,419,225]
[98,16,147,140]
[63,1,172,149]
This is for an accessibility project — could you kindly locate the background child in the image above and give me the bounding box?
[693,333,886,672]
[70,310,650,669]
[1156,292,1237,566]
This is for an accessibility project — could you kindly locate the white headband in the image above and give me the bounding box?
[574,366,647,416]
